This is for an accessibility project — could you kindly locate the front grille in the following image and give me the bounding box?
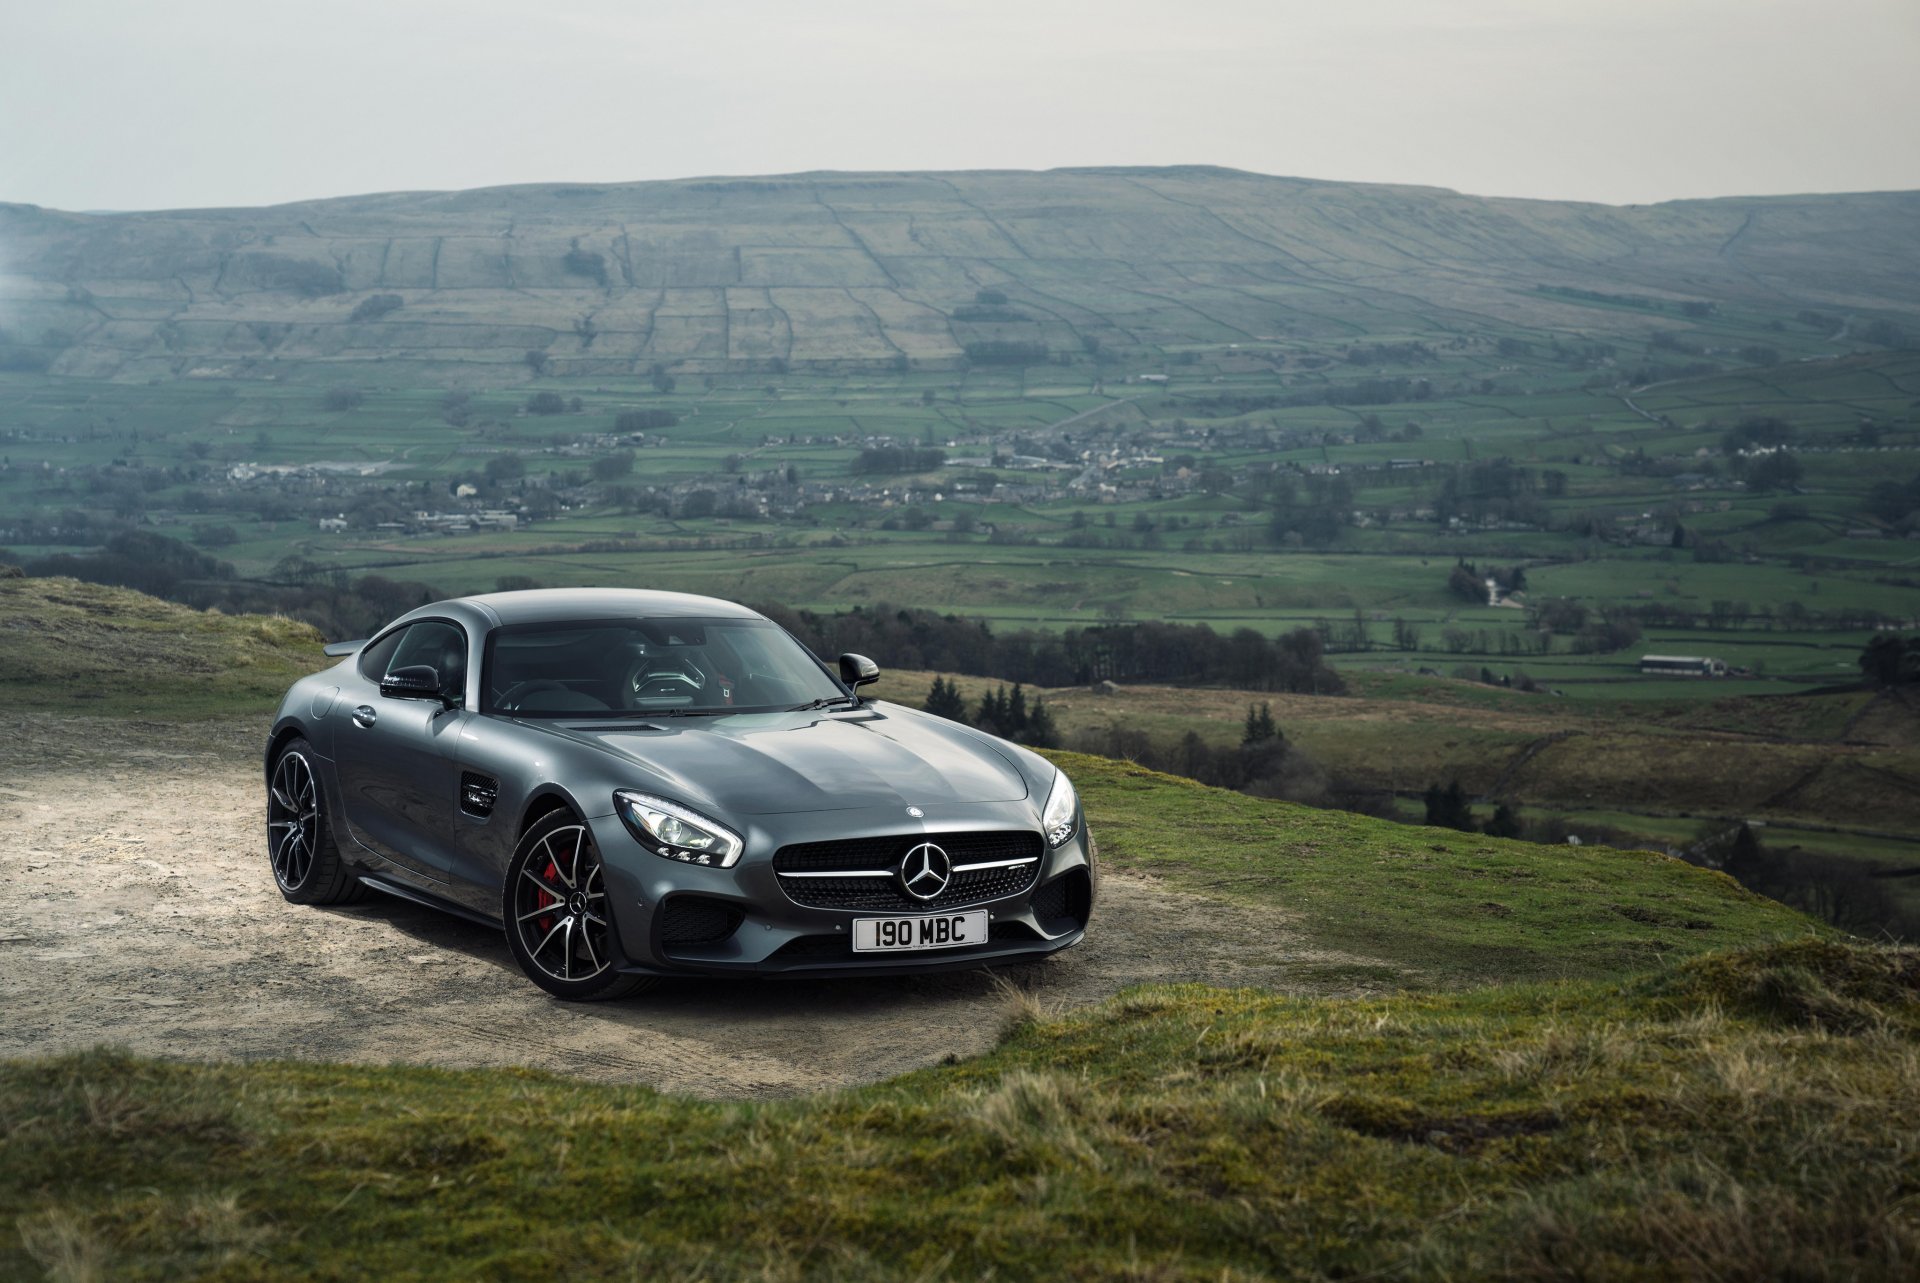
[657,895,745,947]
[773,830,1044,911]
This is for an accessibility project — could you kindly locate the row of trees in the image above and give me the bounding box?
[9,531,442,639]
[1422,779,1522,839]
[852,447,945,475]
[765,605,1345,694]
[921,678,1060,747]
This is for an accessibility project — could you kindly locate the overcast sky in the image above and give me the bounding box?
[6,0,1917,211]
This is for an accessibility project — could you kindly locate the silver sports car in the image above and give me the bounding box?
[265,588,1094,999]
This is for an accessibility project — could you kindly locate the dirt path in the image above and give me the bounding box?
[0,718,1388,1098]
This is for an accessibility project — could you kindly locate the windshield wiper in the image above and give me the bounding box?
[788,694,858,712]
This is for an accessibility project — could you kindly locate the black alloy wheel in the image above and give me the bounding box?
[504,810,650,1000]
[266,738,364,905]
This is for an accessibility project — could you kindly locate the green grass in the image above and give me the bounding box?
[0,576,330,718]
[1050,751,1815,986]
[4,938,1914,1281]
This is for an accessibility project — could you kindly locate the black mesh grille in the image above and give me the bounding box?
[1031,868,1091,929]
[773,831,1044,911]
[773,830,1042,873]
[657,896,745,947]
[1030,877,1068,922]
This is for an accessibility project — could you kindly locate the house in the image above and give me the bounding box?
[1639,655,1728,677]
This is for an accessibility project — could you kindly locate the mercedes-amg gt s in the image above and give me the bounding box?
[265,589,1094,999]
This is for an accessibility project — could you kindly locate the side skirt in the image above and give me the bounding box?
[357,873,503,930]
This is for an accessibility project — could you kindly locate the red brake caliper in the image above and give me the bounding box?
[534,858,561,933]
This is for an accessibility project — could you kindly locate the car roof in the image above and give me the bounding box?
[453,587,767,628]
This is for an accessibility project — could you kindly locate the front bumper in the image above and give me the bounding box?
[590,797,1095,977]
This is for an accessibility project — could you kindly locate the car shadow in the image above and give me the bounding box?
[318,890,1042,1022]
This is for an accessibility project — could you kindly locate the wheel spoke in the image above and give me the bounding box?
[270,785,296,812]
[580,920,601,972]
[520,866,568,901]
[560,918,575,980]
[552,830,580,888]
[529,916,568,961]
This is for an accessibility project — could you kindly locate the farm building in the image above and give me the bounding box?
[1639,654,1729,677]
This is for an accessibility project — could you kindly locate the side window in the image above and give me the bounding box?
[389,621,469,705]
[356,628,408,682]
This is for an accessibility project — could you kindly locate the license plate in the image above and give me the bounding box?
[852,909,989,952]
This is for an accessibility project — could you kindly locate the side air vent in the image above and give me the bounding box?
[460,772,499,818]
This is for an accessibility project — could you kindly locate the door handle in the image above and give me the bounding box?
[351,705,377,729]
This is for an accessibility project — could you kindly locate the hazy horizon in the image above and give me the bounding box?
[5,0,1918,213]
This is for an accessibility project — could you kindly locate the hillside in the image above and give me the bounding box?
[8,577,1913,1280]
[0,575,327,718]
[3,167,1917,382]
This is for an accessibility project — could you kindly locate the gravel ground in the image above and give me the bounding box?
[0,715,1388,1098]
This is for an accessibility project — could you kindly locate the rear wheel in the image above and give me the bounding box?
[504,811,651,1001]
[267,739,365,905]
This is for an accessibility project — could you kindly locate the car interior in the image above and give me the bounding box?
[483,619,835,716]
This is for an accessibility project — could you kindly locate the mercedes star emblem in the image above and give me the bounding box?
[899,842,952,901]
[906,806,924,818]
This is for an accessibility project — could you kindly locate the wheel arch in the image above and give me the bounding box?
[519,786,586,836]
[264,719,308,783]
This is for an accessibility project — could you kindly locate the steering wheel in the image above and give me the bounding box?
[497,679,574,712]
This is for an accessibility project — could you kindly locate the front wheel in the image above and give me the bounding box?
[503,811,651,1001]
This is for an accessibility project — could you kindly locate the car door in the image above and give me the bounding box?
[336,620,470,882]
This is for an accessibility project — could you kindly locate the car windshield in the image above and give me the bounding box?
[483,617,845,717]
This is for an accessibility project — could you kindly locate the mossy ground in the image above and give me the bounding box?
[1044,750,1818,988]
[3,939,1915,1281]
[0,577,328,719]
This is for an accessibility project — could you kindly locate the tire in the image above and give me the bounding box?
[503,810,652,1001]
[267,738,366,905]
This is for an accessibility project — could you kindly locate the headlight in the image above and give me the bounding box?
[614,790,744,868]
[1041,770,1078,848]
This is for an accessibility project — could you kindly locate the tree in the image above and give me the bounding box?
[484,454,526,484]
[1742,451,1803,493]
[650,363,676,395]
[1423,779,1475,831]
[591,452,634,482]
[1025,697,1060,748]
[1448,562,1487,603]
[923,677,969,722]
[1483,804,1523,839]
[1859,634,1920,686]
[322,387,363,412]
[1242,702,1279,745]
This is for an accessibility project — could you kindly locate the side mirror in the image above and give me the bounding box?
[381,664,444,702]
[838,653,880,701]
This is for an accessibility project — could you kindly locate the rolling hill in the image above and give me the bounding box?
[3,167,1917,383]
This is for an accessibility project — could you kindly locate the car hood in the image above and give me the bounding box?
[534,703,1031,815]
